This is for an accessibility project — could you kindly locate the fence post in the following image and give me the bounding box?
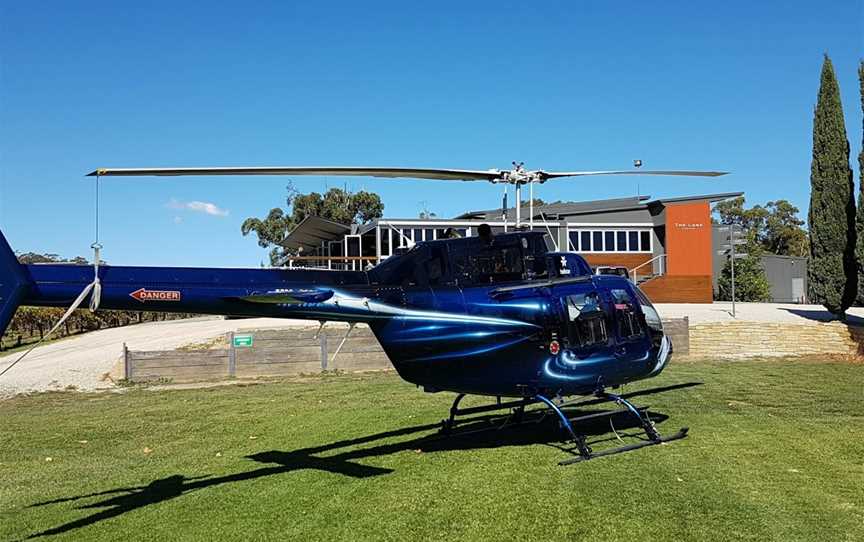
[227,332,236,378]
[320,332,328,371]
[123,342,130,380]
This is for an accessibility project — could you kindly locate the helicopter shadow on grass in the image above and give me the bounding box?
[23,382,700,540]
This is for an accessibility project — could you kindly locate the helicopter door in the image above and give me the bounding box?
[425,244,464,312]
[609,287,650,378]
[561,291,618,381]
[398,244,464,310]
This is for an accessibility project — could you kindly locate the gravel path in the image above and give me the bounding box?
[0,317,320,398]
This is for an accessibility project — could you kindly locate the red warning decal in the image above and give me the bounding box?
[130,288,181,303]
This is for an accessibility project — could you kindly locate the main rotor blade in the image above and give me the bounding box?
[86,166,502,182]
[539,170,728,180]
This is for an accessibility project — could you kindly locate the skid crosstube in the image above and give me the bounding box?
[439,389,689,464]
[559,427,689,465]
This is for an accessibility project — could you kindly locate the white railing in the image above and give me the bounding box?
[285,256,379,271]
[630,254,666,284]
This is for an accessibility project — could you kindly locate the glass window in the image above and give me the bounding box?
[412,228,423,242]
[435,228,447,240]
[425,228,435,241]
[345,236,361,257]
[362,233,376,257]
[580,231,591,251]
[565,293,607,348]
[380,228,390,256]
[448,242,472,283]
[628,231,639,252]
[473,241,524,284]
[569,231,579,251]
[611,288,643,339]
[640,231,651,251]
[425,245,447,285]
[592,231,603,252]
[617,231,627,252]
[604,231,615,252]
[525,234,549,278]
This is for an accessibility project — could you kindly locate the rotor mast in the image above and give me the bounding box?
[493,162,540,229]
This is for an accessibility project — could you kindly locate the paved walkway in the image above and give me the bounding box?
[655,302,864,325]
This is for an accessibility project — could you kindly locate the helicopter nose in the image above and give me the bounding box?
[648,335,673,377]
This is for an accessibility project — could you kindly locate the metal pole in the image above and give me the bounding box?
[529,181,534,230]
[320,332,328,370]
[227,332,236,377]
[515,182,522,228]
[502,185,508,233]
[730,225,736,319]
[123,342,130,380]
[375,223,381,265]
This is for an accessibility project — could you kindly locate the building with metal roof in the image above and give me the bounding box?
[281,191,743,302]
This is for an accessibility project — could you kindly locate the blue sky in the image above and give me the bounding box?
[1,1,862,267]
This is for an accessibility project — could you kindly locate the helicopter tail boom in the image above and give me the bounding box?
[8,257,375,333]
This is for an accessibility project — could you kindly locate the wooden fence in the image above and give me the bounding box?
[120,318,690,383]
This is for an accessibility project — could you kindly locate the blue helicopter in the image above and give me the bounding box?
[0,164,726,463]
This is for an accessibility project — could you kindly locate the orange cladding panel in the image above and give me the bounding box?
[665,202,712,276]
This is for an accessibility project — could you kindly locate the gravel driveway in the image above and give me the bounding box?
[0,317,319,398]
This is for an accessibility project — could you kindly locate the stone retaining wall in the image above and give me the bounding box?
[688,321,864,358]
[663,317,689,356]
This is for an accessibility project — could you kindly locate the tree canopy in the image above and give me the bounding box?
[712,196,808,257]
[241,183,384,266]
[716,236,771,303]
[16,252,89,265]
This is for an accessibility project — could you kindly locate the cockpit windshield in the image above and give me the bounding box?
[633,285,662,331]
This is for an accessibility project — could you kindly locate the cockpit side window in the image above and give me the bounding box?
[564,292,608,348]
[611,288,644,340]
[448,241,472,285]
[473,239,524,284]
[424,245,448,285]
[525,235,549,279]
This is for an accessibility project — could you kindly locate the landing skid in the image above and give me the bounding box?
[439,390,689,464]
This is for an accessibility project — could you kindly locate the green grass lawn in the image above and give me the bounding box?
[1,360,862,542]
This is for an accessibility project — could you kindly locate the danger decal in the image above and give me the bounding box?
[130,288,182,303]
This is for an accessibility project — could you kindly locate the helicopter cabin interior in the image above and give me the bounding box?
[281,192,743,303]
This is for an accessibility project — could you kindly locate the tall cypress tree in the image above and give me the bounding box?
[808,55,856,318]
[857,60,864,304]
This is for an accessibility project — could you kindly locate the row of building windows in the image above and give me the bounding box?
[319,225,653,261]
[382,227,470,256]
[568,229,652,253]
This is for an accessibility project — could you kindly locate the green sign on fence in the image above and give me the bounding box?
[233,335,253,348]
